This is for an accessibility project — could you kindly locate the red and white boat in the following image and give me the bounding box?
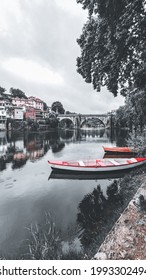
[103,146,137,155]
[48,158,146,173]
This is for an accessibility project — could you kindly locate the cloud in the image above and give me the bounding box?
[0,0,22,34]
[54,0,87,17]
[0,0,125,113]
[2,57,64,86]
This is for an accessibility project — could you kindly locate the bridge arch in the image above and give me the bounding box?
[57,113,112,129]
[80,117,105,129]
[58,117,74,129]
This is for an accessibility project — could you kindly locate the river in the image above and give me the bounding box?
[0,128,135,259]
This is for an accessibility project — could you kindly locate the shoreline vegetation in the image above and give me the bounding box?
[6,117,59,132]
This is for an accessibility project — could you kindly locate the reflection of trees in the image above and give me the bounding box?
[46,131,65,153]
[77,180,123,249]
[12,158,28,169]
[59,129,74,140]
[77,185,106,246]
[51,140,65,153]
[0,157,6,171]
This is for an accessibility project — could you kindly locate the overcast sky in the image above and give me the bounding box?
[0,0,125,113]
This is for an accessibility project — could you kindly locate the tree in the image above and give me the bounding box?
[115,106,128,130]
[76,0,146,96]
[43,101,48,111]
[48,112,59,128]
[0,86,6,95]
[51,101,65,114]
[10,87,28,99]
[126,89,146,132]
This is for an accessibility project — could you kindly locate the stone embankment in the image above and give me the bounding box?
[94,182,146,260]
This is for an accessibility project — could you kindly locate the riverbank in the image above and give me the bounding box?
[94,177,146,260]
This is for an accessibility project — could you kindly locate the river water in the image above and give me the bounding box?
[0,128,130,258]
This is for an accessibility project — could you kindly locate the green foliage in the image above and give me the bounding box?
[115,88,146,133]
[126,89,146,132]
[115,106,128,130]
[48,112,59,128]
[0,86,6,95]
[10,87,28,99]
[27,212,62,260]
[24,212,84,260]
[76,0,146,96]
[43,101,48,111]
[51,101,65,114]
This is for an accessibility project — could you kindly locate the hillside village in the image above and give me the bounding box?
[0,88,52,131]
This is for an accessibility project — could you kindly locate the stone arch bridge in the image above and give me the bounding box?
[57,113,112,129]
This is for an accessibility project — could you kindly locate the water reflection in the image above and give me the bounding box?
[77,180,123,248]
[49,170,129,180]
[0,129,111,171]
[0,131,65,170]
[59,128,110,143]
[0,127,132,259]
[80,128,105,139]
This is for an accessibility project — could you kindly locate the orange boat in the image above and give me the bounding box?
[103,146,137,155]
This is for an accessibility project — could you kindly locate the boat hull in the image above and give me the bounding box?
[103,146,137,155]
[48,158,146,173]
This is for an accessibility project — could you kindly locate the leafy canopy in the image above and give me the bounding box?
[51,101,65,114]
[10,87,28,99]
[0,86,6,95]
[76,0,146,96]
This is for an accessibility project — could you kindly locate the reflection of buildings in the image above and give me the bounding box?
[0,127,114,172]
[24,134,49,161]
[29,149,44,161]
[0,132,7,170]
[0,132,50,170]
[0,132,7,157]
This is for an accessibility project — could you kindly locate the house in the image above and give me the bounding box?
[24,107,36,120]
[35,109,43,120]
[28,96,44,110]
[14,107,24,120]
[12,96,44,111]
[42,108,50,119]
[12,97,31,108]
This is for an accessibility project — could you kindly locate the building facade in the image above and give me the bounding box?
[0,106,7,130]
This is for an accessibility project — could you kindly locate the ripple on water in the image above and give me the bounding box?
[6,177,12,180]
[5,183,13,189]
[0,179,4,184]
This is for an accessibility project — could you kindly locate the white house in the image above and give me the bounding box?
[14,107,24,120]
[28,96,44,110]
[0,106,7,130]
